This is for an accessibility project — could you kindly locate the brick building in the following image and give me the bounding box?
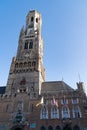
[0,10,87,130]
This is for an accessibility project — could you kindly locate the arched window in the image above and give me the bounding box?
[29,41,33,49]
[19,63,23,68]
[40,126,46,130]
[72,106,81,118]
[36,18,38,23]
[28,62,31,67]
[51,106,59,119]
[72,98,78,104]
[55,126,61,130]
[62,106,70,119]
[24,41,28,49]
[32,61,36,67]
[48,126,53,130]
[40,106,48,119]
[31,17,34,22]
[24,62,27,67]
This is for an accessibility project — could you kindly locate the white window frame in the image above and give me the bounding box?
[72,106,81,118]
[61,98,68,105]
[72,98,78,104]
[51,106,59,119]
[40,106,48,119]
[62,106,70,119]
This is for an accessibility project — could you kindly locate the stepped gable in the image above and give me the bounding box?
[0,86,6,94]
[41,81,74,94]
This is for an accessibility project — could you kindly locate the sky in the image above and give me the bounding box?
[0,0,87,93]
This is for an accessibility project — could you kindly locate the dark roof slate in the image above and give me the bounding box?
[41,81,74,94]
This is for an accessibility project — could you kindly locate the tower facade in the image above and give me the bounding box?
[6,10,45,97]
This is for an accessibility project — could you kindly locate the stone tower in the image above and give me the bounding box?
[6,10,45,98]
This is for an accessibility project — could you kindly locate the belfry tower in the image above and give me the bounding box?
[6,10,45,98]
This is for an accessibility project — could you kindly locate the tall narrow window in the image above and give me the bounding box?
[51,106,59,119]
[62,106,70,119]
[32,61,36,67]
[24,41,28,49]
[31,17,34,22]
[72,106,81,118]
[29,41,33,49]
[61,98,68,105]
[72,98,78,104]
[36,18,38,23]
[40,106,48,119]
[28,62,31,67]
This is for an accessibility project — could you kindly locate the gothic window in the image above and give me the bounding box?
[51,106,59,119]
[72,106,81,118]
[36,18,38,23]
[72,98,78,104]
[29,40,33,49]
[40,126,46,130]
[48,126,53,130]
[40,106,48,119]
[24,62,27,67]
[31,17,34,22]
[19,62,23,68]
[32,61,36,67]
[61,98,68,105]
[28,62,31,67]
[55,126,61,130]
[62,106,70,119]
[24,41,28,49]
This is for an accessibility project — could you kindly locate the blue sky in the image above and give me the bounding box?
[0,0,87,93]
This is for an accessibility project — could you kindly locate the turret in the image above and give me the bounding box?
[77,82,86,96]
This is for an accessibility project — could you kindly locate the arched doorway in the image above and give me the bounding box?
[14,128,22,130]
[55,125,61,130]
[10,125,24,130]
[40,126,46,130]
[63,124,72,130]
[73,125,80,130]
[48,125,53,130]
